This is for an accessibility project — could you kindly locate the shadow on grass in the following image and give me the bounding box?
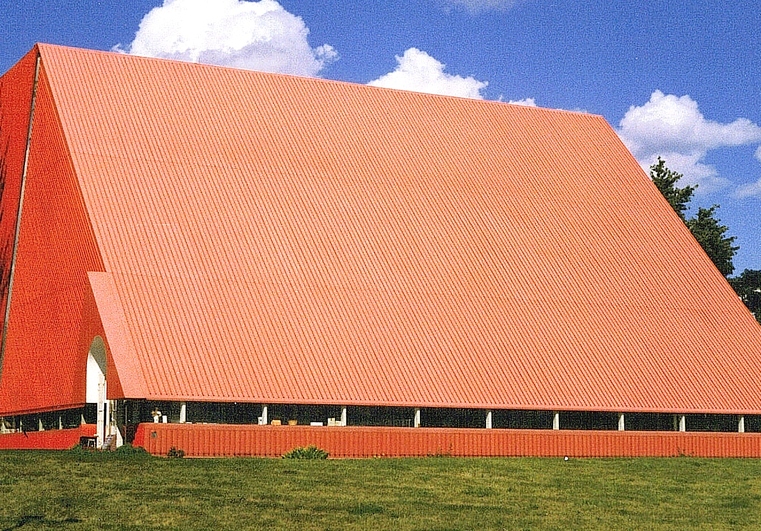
[2,515,81,530]
[348,502,385,516]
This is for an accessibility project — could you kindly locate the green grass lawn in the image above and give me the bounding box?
[1,449,760,530]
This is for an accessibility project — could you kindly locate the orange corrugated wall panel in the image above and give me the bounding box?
[0,424,96,450]
[0,48,105,414]
[3,44,761,417]
[0,49,36,366]
[134,424,761,458]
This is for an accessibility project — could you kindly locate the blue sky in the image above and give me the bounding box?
[2,0,760,272]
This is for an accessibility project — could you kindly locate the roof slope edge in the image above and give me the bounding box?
[88,272,147,398]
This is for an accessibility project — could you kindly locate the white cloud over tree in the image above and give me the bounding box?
[368,48,488,99]
[116,0,337,77]
[617,90,761,194]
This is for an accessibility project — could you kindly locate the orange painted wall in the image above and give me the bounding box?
[0,424,96,450]
[0,54,105,415]
[0,49,36,350]
[134,423,761,458]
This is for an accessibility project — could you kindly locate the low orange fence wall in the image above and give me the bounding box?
[133,423,761,458]
[0,424,96,450]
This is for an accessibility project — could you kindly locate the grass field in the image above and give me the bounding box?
[1,449,761,530]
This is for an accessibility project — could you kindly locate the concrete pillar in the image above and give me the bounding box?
[179,402,187,423]
[485,410,493,429]
[260,405,268,425]
[617,413,625,431]
[414,408,421,428]
[677,415,686,432]
[739,415,746,433]
[552,412,560,430]
[340,407,347,427]
[38,418,44,431]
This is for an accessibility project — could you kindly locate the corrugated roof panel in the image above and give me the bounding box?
[33,43,761,413]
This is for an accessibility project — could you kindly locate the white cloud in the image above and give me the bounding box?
[733,146,761,199]
[116,0,337,77]
[735,179,761,199]
[368,48,487,99]
[617,90,761,194]
[443,0,527,13]
[507,97,536,107]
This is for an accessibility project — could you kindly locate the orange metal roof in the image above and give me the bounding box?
[20,43,761,412]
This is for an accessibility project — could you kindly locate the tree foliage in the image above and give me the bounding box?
[650,158,738,277]
[650,157,696,221]
[685,205,739,277]
[728,269,761,324]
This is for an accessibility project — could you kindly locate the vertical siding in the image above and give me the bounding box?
[0,58,104,414]
[134,424,761,458]
[0,49,36,383]
[0,424,96,450]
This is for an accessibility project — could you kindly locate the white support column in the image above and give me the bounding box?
[414,408,421,428]
[617,413,625,431]
[58,416,63,430]
[179,402,187,424]
[340,407,347,427]
[260,405,268,425]
[678,415,686,432]
[96,375,108,447]
[485,410,493,429]
[105,400,112,436]
[38,418,44,431]
[110,400,124,448]
[739,415,746,433]
[552,412,560,430]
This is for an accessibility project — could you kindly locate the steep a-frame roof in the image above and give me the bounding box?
[3,43,761,414]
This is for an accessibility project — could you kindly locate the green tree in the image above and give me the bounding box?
[728,269,761,324]
[650,158,738,277]
[686,205,739,277]
[650,157,696,221]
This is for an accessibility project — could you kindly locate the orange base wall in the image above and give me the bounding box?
[133,423,761,458]
[0,424,96,450]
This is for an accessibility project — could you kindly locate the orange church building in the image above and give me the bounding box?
[1,44,760,457]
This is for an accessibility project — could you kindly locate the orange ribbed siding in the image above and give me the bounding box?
[0,48,105,414]
[135,423,761,458]
[0,49,36,382]
[0,424,96,450]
